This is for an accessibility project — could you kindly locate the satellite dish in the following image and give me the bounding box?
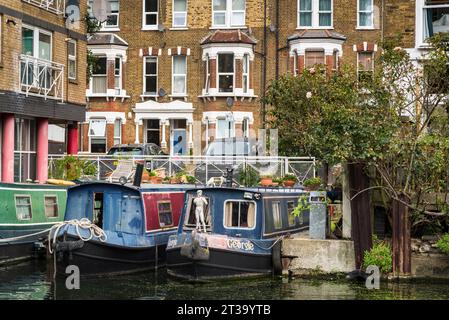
[226,97,234,108]
[158,25,165,32]
[158,88,166,97]
[91,0,111,22]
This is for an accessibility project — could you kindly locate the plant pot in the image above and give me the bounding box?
[142,171,151,182]
[283,180,296,187]
[260,177,273,186]
[170,178,180,184]
[149,176,160,184]
[305,185,320,191]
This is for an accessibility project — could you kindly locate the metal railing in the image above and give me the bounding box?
[48,155,316,186]
[19,55,65,102]
[22,0,66,15]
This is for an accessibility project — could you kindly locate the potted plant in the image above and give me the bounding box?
[186,175,196,184]
[282,174,298,187]
[302,177,322,191]
[260,175,273,187]
[148,170,161,184]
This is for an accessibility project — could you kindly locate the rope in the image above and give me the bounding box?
[250,235,285,251]
[48,218,107,255]
[0,228,52,243]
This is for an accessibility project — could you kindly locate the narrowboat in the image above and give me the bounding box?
[0,183,67,266]
[166,187,310,281]
[49,182,193,277]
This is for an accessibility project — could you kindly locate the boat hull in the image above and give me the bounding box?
[166,246,273,281]
[54,234,168,277]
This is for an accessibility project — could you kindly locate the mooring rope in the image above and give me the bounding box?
[47,218,107,255]
[0,228,52,243]
[250,235,285,251]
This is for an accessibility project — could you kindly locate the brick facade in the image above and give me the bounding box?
[83,0,417,155]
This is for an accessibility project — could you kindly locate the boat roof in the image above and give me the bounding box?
[182,186,307,195]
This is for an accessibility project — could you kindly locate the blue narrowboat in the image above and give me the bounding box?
[166,187,310,281]
[49,182,193,276]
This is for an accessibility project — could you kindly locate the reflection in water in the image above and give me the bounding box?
[1,261,449,300]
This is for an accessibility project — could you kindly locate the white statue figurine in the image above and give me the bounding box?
[193,190,208,232]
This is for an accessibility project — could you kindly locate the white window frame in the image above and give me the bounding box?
[15,195,33,221]
[113,118,122,146]
[114,56,122,95]
[297,0,333,29]
[143,0,159,30]
[143,56,158,96]
[217,53,235,93]
[172,0,188,28]
[68,39,77,80]
[88,0,120,30]
[212,0,246,28]
[88,118,107,153]
[205,54,211,94]
[357,0,374,29]
[172,55,187,96]
[421,1,449,45]
[223,199,257,230]
[44,195,59,218]
[242,53,249,93]
[89,55,107,94]
[22,24,53,61]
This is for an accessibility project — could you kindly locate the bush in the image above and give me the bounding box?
[303,176,322,187]
[238,166,260,187]
[436,233,449,254]
[363,241,392,274]
[50,156,97,180]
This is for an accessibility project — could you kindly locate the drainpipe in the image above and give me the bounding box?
[275,0,279,79]
[261,0,267,129]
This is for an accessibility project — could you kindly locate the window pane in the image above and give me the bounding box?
[69,60,76,79]
[114,119,121,137]
[145,0,158,11]
[319,13,332,26]
[299,12,312,26]
[359,12,372,26]
[91,138,106,153]
[214,12,226,25]
[425,7,449,39]
[173,56,186,74]
[305,50,325,67]
[93,57,107,75]
[214,0,227,10]
[219,75,233,92]
[218,54,234,73]
[174,0,187,11]
[359,0,372,11]
[232,0,245,10]
[45,196,58,218]
[273,202,282,229]
[243,55,249,73]
[300,0,312,11]
[110,0,119,12]
[319,0,331,11]
[89,119,107,137]
[146,58,157,74]
[115,58,121,75]
[358,52,373,71]
[146,76,157,93]
[38,33,51,61]
[173,12,186,26]
[173,75,186,94]
[22,28,34,56]
[231,12,245,25]
[106,14,118,26]
[146,13,157,25]
[68,41,76,56]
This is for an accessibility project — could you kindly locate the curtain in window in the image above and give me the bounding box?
[173,56,186,94]
[173,0,187,26]
[319,0,332,26]
[231,0,245,26]
[359,0,372,26]
[299,0,312,26]
[305,50,325,68]
[213,0,227,25]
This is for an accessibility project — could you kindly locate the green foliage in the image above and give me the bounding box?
[303,177,322,188]
[186,175,196,184]
[50,156,97,181]
[363,239,393,274]
[292,194,310,218]
[283,174,298,182]
[436,234,449,254]
[238,166,260,187]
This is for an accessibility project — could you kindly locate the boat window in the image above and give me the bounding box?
[44,196,58,218]
[158,201,173,228]
[224,201,256,229]
[93,193,104,229]
[15,195,32,220]
[287,201,297,226]
[272,201,282,229]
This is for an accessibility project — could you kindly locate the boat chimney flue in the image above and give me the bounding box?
[133,163,144,187]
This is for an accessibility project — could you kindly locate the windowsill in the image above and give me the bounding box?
[209,26,248,30]
[86,93,130,101]
[355,26,375,30]
[199,93,257,100]
[169,27,189,31]
[140,94,160,101]
[68,78,79,85]
[169,94,189,101]
[142,25,160,31]
[99,27,120,32]
[296,26,334,30]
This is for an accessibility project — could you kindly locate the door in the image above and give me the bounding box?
[171,119,187,155]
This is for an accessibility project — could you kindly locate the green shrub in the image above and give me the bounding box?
[303,176,322,187]
[50,156,97,180]
[238,166,260,187]
[436,233,449,254]
[283,174,298,182]
[363,241,392,274]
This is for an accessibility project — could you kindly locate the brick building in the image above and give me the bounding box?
[83,0,422,156]
[0,0,87,182]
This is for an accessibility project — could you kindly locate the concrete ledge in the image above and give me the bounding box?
[412,253,449,279]
[283,238,356,274]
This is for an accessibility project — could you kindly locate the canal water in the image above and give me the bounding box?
[1,260,449,300]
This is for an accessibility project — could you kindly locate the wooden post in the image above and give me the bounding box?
[392,194,411,276]
[342,163,352,239]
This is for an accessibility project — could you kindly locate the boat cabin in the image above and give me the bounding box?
[179,187,309,239]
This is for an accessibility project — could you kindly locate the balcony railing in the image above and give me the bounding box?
[19,55,65,102]
[22,0,66,15]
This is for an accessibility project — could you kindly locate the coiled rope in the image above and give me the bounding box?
[48,218,107,254]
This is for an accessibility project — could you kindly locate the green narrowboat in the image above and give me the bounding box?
[0,183,68,266]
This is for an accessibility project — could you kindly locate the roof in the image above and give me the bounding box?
[88,33,128,46]
[200,30,257,45]
[288,29,347,42]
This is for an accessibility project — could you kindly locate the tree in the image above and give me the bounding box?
[265,33,449,276]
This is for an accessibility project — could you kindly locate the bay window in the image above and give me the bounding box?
[218,53,234,93]
[212,0,246,28]
[424,1,449,41]
[144,56,158,95]
[143,0,158,29]
[305,50,325,68]
[91,57,107,94]
[298,0,333,28]
[358,0,374,28]
[173,0,188,27]
[172,55,187,95]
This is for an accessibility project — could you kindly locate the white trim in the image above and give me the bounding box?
[86,112,127,124]
[297,0,333,29]
[134,100,195,124]
[202,111,254,124]
[172,0,188,28]
[143,56,158,96]
[357,0,374,29]
[223,199,257,230]
[212,0,246,28]
[289,38,344,57]
[142,0,159,29]
[172,55,187,96]
[67,39,77,80]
